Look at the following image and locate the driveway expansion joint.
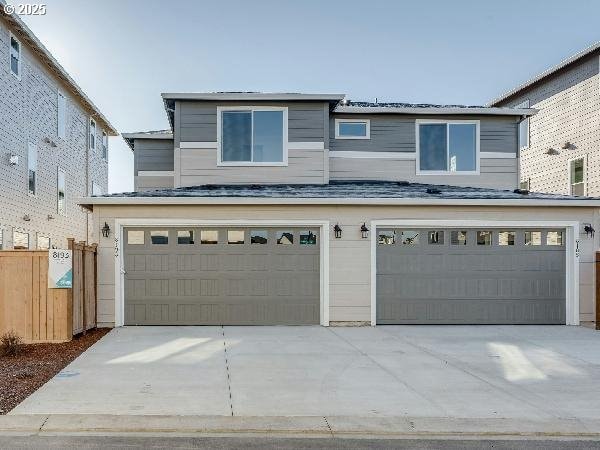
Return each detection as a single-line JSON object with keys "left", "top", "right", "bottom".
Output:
{"left": 221, "top": 326, "right": 234, "bottom": 417}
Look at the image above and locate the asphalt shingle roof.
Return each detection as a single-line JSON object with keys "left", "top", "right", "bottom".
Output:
{"left": 95, "top": 181, "right": 595, "bottom": 201}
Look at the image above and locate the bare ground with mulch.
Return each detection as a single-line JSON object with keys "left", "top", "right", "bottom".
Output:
{"left": 0, "top": 328, "right": 110, "bottom": 414}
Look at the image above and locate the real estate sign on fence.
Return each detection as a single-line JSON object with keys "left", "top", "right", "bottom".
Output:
{"left": 48, "top": 249, "right": 73, "bottom": 288}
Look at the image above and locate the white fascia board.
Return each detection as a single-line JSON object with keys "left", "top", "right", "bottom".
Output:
{"left": 161, "top": 92, "right": 345, "bottom": 102}
{"left": 334, "top": 106, "right": 538, "bottom": 116}
{"left": 79, "top": 196, "right": 600, "bottom": 208}
{"left": 122, "top": 132, "right": 173, "bottom": 140}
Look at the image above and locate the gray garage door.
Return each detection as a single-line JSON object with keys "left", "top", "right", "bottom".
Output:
{"left": 376, "top": 228, "right": 566, "bottom": 324}
{"left": 124, "top": 227, "right": 320, "bottom": 325}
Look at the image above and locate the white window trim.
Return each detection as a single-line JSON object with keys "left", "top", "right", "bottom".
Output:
{"left": 568, "top": 155, "right": 587, "bottom": 196}
{"left": 334, "top": 118, "right": 371, "bottom": 140}
{"left": 27, "top": 142, "right": 37, "bottom": 197}
{"left": 9, "top": 32, "right": 22, "bottom": 80}
{"left": 415, "top": 119, "right": 480, "bottom": 176}
{"left": 57, "top": 91, "right": 66, "bottom": 139}
{"left": 89, "top": 117, "right": 96, "bottom": 151}
{"left": 92, "top": 181, "right": 103, "bottom": 196}
{"left": 13, "top": 229, "right": 30, "bottom": 250}
{"left": 57, "top": 167, "right": 66, "bottom": 216}
{"left": 101, "top": 130, "right": 108, "bottom": 161}
{"left": 37, "top": 234, "right": 51, "bottom": 250}
{"left": 216, "top": 106, "right": 288, "bottom": 167}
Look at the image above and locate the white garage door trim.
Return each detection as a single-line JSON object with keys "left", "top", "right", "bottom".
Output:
{"left": 113, "top": 219, "right": 330, "bottom": 327}
{"left": 370, "top": 219, "right": 580, "bottom": 326}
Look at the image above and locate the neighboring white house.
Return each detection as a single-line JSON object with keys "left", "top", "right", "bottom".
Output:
{"left": 0, "top": 7, "right": 117, "bottom": 250}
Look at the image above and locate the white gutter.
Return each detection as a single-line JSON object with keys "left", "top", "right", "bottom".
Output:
{"left": 161, "top": 92, "right": 345, "bottom": 102}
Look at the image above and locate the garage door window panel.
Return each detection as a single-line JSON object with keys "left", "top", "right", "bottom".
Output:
{"left": 277, "top": 231, "right": 294, "bottom": 245}
{"left": 451, "top": 230, "right": 467, "bottom": 245}
{"left": 378, "top": 230, "right": 396, "bottom": 245}
{"left": 547, "top": 231, "right": 564, "bottom": 246}
{"left": 150, "top": 231, "right": 169, "bottom": 244}
{"left": 228, "top": 230, "right": 245, "bottom": 244}
{"left": 300, "top": 230, "right": 317, "bottom": 245}
{"left": 401, "top": 231, "right": 419, "bottom": 245}
{"left": 250, "top": 230, "right": 268, "bottom": 244}
{"left": 177, "top": 230, "right": 194, "bottom": 244}
{"left": 127, "top": 230, "right": 145, "bottom": 245}
{"left": 201, "top": 230, "right": 219, "bottom": 244}
{"left": 428, "top": 231, "right": 444, "bottom": 245}
{"left": 476, "top": 231, "right": 492, "bottom": 246}
{"left": 498, "top": 231, "right": 516, "bottom": 246}
{"left": 525, "top": 231, "right": 542, "bottom": 246}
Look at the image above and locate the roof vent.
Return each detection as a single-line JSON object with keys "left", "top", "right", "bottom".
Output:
{"left": 513, "top": 188, "right": 529, "bottom": 195}
{"left": 545, "top": 147, "right": 559, "bottom": 155}
{"left": 426, "top": 188, "right": 441, "bottom": 195}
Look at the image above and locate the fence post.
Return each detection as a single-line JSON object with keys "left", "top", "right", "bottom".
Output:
{"left": 91, "top": 243, "right": 98, "bottom": 329}
{"left": 67, "top": 238, "right": 75, "bottom": 338}
{"left": 79, "top": 241, "right": 87, "bottom": 335}
{"left": 596, "top": 252, "right": 600, "bottom": 330}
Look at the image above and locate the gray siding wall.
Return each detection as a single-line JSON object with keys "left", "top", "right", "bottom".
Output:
{"left": 133, "top": 138, "right": 174, "bottom": 175}
{"left": 495, "top": 54, "right": 600, "bottom": 196}
{"left": 329, "top": 115, "right": 518, "bottom": 154}
{"left": 0, "top": 17, "right": 108, "bottom": 249}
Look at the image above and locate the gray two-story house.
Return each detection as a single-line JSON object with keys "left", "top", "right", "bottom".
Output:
{"left": 0, "top": 6, "right": 116, "bottom": 250}
{"left": 489, "top": 42, "right": 600, "bottom": 197}
{"left": 84, "top": 92, "right": 600, "bottom": 328}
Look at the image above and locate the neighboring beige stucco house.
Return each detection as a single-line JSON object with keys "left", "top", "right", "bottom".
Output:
{"left": 489, "top": 42, "right": 600, "bottom": 197}
{"left": 0, "top": 7, "right": 117, "bottom": 250}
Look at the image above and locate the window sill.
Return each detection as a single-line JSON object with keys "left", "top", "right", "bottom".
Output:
{"left": 334, "top": 136, "right": 370, "bottom": 140}
{"left": 217, "top": 161, "right": 289, "bottom": 167}
{"left": 416, "top": 170, "right": 480, "bottom": 176}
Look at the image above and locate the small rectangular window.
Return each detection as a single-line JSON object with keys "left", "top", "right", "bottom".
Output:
{"left": 401, "top": 230, "right": 419, "bottom": 245}
{"left": 524, "top": 231, "right": 542, "bottom": 246}
{"left": 57, "top": 169, "right": 66, "bottom": 215}
{"left": 27, "top": 143, "right": 37, "bottom": 195}
{"left": 127, "top": 230, "right": 144, "bottom": 245}
{"left": 570, "top": 158, "right": 585, "bottom": 196}
{"left": 519, "top": 179, "right": 530, "bottom": 191}
{"left": 101, "top": 131, "right": 108, "bottom": 160}
{"left": 451, "top": 230, "right": 467, "bottom": 245}
{"left": 37, "top": 235, "right": 50, "bottom": 250}
{"left": 498, "top": 231, "right": 516, "bottom": 246}
{"left": 13, "top": 230, "right": 29, "bottom": 249}
{"left": 92, "top": 182, "right": 102, "bottom": 196}
{"left": 10, "top": 34, "right": 21, "bottom": 78}
{"left": 428, "top": 231, "right": 444, "bottom": 245}
{"left": 476, "top": 231, "right": 492, "bottom": 246}
{"left": 177, "top": 230, "right": 194, "bottom": 244}
{"left": 300, "top": 230, "right": 317, "bottom": 245}
{"left": 378, "top": 230, "right": 396, "bottom": 245}
{"left": 277, "top": 231, "right": 294, "bottom": 245}
{"left": 250, "top": 230, "right": 268, "bottom": 244}
{"left": 89, "top": 118, "right": 96, "bottom": 150}
{"left": 201, "top": 230, "right": 218, "bottom": 244}
{"left": 547, "top": 231, "right": 564, "bottom": 246}
{"left": 57, "top": 92, "right": 66, "bottom": 139}
{"left": 0, "top": 229, "right": 3, "bottom": 249}
{"left": 228, "top": 230, "right": 244, "bottom": 244}
{"left": 150, "top": 230, "right": 168, "bottom": 244}
{"left": 516, "top": 100, "right": 530, "bottom": 149}
{"left": 335, "top": 119, "right": 370, "bottom": 139}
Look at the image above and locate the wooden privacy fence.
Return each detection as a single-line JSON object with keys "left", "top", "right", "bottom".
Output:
{"left": 0, "top": 240, "right": 97, "bottom": 343}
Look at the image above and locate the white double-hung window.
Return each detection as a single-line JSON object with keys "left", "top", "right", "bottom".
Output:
{"left": 27, "top": 143, "right": 37, "bottom": 195}
{"left": 416, "top": 120, "right": 479, "bottom": 174}
{"left": 217, "top": 107, "right": 287, "bottom": 165}
{"left": 57, "top": 92, "right": 67, "bottom": 139}
{"left": 9, "top": 33, "right": 21, "bottom": 79}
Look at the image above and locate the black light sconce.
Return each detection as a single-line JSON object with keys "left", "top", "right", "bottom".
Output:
{"left": 360, "top": 222, "right": 369, "bottom": 239}
{"left": 101, "top": 222, "right": 111, "bottom": 238}
{"left": 584, "top": 223, "right": 595, "bottom": 238}
{"left": 333, "top": 224, "right": 342, "bottom": 239}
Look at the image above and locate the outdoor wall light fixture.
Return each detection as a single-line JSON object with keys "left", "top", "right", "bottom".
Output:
{"left": 333, "top": 224, "right": 342, "bottom": 239}
{"left": 101, "top": 222, "right": 111, "bottom": 238}
{"left": 584, "top": 223, "right": 595, "bottom": 238}
{"left": 360, "top": 222, "right": 369, "bottom": 239}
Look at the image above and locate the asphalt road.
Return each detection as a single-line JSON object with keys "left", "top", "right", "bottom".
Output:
{"left": 2, "top": 436, "right": 600, "bottom": 450}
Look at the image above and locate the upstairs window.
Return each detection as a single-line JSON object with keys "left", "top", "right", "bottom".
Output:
{"left": 57, "top": 169, "right": 66, "bottom": 215}
{"left": 101, "top": 131, "right": 108, "bottom": 160}
{"left": 569, "top": 158, "right": 585, "bottom": 196}
{"left": 218, "top": 107, "right": 287, "bottom": 165}
{"left": 516, "top": 100, "right": 530, "bottom": 149}
{"left": 27, "top": 143, "right": 37, "bottom": 195}
{"left": 92, "top": 182, "right": 102, "bottom": 196}
{"left": 13, "top": 230, "right": 29, "bottom": 249}
{"left": 10, "top": 34, "right": 21, "bottom": 79}
{"left": 335, "top": 119, "right": 370, "bottom": 139}
{"left": 417, "top": 121, "right": 479, "bottom": 174}
{"left": 89, "top": 118, "right": 96, "bottom": 151}
{"left": 57, "top": 92, "right": 66, "bottom": 139}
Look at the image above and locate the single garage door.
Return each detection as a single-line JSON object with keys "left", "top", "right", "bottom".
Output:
{"left": 123, "top": 227, "right": 320, "bottom": 325}
{"left": 376, "top": 228, "right": 566, "bottom": 324}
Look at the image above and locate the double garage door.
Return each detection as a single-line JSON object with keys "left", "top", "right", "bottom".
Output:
{"left": 124, "top": 227, "right": 320, "bottom": 325}
{"left": 377, "top": 228, "right": 567, "bottom": 324}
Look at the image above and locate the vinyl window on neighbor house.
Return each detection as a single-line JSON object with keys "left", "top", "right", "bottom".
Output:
{"left": 517, "top": 100, "right": 530, "bottom": 149}
{"left": 9, "top": 34, "right": 21, "bottom": 78}
{"left": 101, "top": 131, "right": 108, "bottom": 160}
{"left": 0, "top": 229, "right": 3, "bottom": 249}
{"left": 27, "top": 143, "right": 37, "bottom": 195}
{"left": 13, "top": 230, "right": 29, "bottom": 249}
{"left": 89, "top": 118, "right": 96, "bottom": 151}
{"left": 335, "top": 119, "right": 370, "bottom": 139}
{"left": 569, "top": 158, "right": 585, "bottom": 196}
{"left": 37, "top": 235, "right": 50, "bottom": 250}
{"left": 57, "top": 92, "right": 66, "bottom": 139}
{"left": 57, "top": 169, "right": 66, "bottom": 215}
{"left": 92, "top": 182, "right": 102, "bottom": 196}
{"left": 417, "top": 121, "right": 479, "bottom": 174}
{"left": 218, "top": 107, "right": 287, "bottom": 165}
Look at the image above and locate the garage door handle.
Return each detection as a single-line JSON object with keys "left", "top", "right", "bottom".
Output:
{"left": 120, "top": 268, "right": 127, "bottom": 275}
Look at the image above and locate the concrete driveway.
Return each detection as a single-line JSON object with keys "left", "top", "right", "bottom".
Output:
{"left": 11, "top": 325, "right": 600, "bottom": 419}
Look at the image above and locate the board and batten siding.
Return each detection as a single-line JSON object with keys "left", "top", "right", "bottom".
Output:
{"left": 92, "top": 203, "right": 598, "bottom": 327}
{"left": 494, "top": 53, "right": 600, "bottom": 196}
{"left": 133, "top": 138, "right": 174, "bottom": 191}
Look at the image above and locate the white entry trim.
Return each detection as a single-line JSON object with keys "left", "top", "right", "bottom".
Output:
{"left": 369, "top": 219, "right": 580, "bottom": 326}
{"left": 137, "top": 171, "right": 175, "bottom": 177}
{"left": 113, "top": 219, "right": 330, "bottom": 327}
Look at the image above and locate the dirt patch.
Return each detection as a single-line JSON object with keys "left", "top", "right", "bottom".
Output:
{"left": 0, "top": 328, "right": 110, "bottom": 414}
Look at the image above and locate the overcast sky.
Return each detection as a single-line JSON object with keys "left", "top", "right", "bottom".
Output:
{"left": 19, "top": 0, "right": 600, "bottom": 193}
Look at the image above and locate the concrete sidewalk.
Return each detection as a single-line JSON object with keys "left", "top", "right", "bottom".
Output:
{"left": 2, "top": 414, "right": 600, "bottom": 439}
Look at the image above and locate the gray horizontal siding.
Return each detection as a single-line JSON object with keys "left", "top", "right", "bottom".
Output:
{"left": 134, "top": 138, "right": 174, "bottom": 175}
{"left": 178, "top": 101, "right": 326, "bottom": 143}
{"left": 134, "top": 175, "right": 174, "bottom": 192}
{"left": 329, "top": 115, "right": 518, "bottom": 154}
{"left": 330, "top": 157, "right": 518, "bottom": 190}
